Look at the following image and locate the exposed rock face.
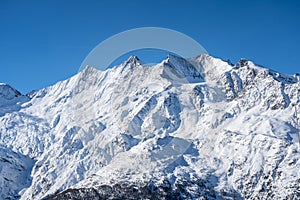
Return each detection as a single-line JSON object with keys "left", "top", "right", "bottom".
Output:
{"left": 47, "top": 179, "right": 243, "bottom": 200}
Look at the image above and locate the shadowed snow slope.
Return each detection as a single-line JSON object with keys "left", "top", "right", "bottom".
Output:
{"left": 0, "top": 54, "right": 300, "bottom": 199}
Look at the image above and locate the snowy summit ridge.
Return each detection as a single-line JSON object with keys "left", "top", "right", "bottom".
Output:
{"left": 0, "top": 53, "right": 299, "bottom": 199}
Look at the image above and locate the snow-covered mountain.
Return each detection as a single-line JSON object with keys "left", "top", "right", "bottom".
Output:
{"left": 0, "top": 53, "right": 299, "bottom": 199}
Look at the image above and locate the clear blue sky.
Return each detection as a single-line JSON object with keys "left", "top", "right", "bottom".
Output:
{"left": 0, "top": 0, "right": 299, "bottom": 94}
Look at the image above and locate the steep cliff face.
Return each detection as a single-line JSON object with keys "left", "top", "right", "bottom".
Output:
{"left": 0, "top": 54, "right": 299, "bottom": 199}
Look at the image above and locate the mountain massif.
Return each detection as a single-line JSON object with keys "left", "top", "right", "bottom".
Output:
{"left": 0, "top": 54, "right": 299, "bottom": 199}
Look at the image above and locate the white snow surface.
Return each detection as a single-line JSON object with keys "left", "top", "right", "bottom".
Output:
{"left": 0, "top": 54, "right": 299, "bottom": 199}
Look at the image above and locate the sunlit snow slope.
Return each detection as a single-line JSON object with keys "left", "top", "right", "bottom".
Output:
{"left": 0, "top": 54, "right": 299, "bottom": 199}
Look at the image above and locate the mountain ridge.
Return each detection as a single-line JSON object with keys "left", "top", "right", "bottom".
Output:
{"left": 2, "top": 53, "right": 298, "bottom": 97}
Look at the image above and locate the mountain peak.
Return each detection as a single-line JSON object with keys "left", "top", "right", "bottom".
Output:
{"left": 162, "top": 54, "right": 204, "bottom": 83}
{"left": 118, "top": 55, "right": 142, "bottom": 73}
{"left": 166, "top": 53, "right": 183, "bottom": 61}
{"left": 77, "top": 65, "right": 102, "bottom": 79}
{"left": 0, "top": 83, "right": 26, "bottom": 108}
{"left": 0, "top": 83, "right": 22, "bottom": 99}
{"left": 124, "top": 55, "right": 141, "bottom": 66}
{"left": 81, "top": 65, "right": 100, "bottom": 73}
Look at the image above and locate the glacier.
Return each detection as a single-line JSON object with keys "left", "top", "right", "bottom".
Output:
{"left": 0, "top": 53, "right": 299, "bottom": 199}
